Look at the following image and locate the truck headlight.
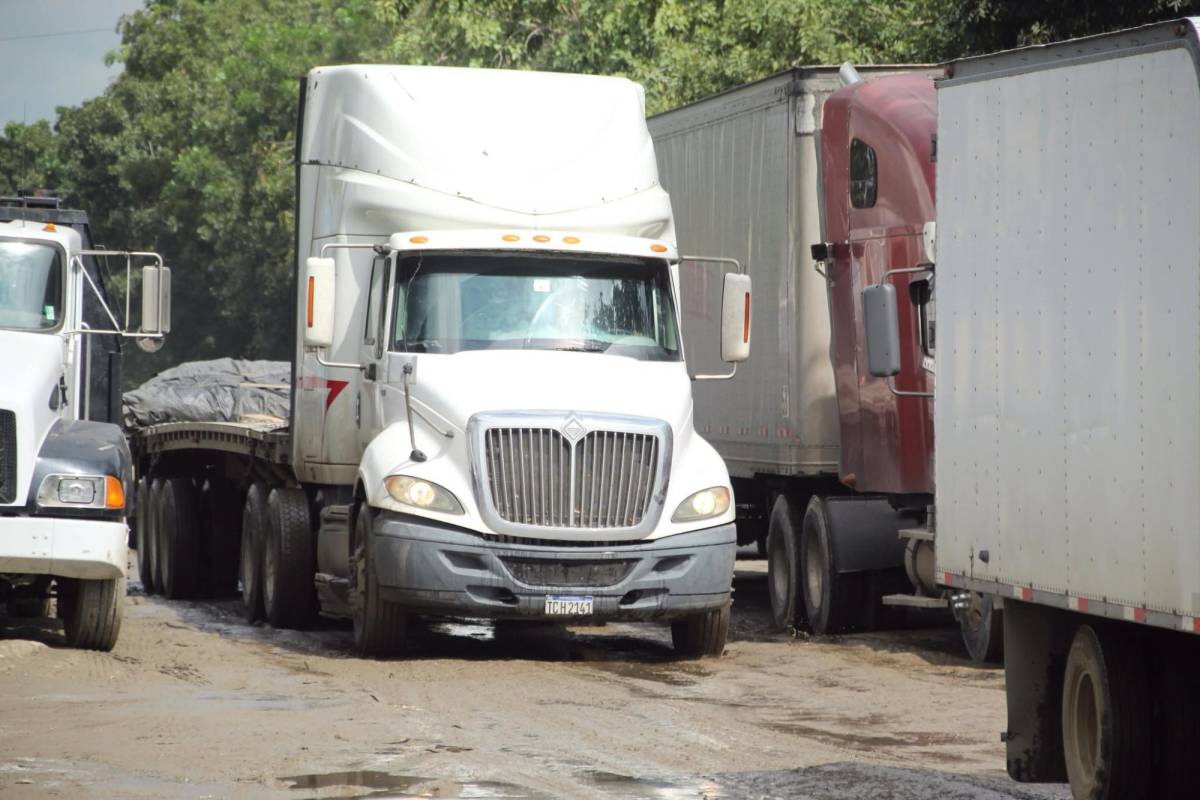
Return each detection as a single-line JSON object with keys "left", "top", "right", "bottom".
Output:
{"left": 672, "top": 486, "right": 731, "bottom": 522}
{"left": 384, "top": 475, "right": 463, "bottom": 514}
{"left": 36, "top": 474, "right": 125, "bottom": 509}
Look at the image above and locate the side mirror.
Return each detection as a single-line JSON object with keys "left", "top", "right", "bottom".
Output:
{"left": 720, "top": 272, "right": 751, "bottom": 363}
{"left": 304, "top": 257, "right": 336, "bottom": 348}
{"left": 140, "top": 265, "right": 172, "bottom": 335}
{"left": 862, "top": 283, "right": 900, "bottom": 377}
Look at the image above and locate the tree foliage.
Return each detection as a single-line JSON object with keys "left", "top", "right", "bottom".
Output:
{"left": 2, "top": 0, "right": 1197, "bottom": 385}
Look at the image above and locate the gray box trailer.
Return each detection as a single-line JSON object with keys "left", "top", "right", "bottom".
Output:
{"left": 649, "top": 66, "right": 939, "bottom": 634}
{"left": 933, "top": 18, "right": 1200, "bottom": 796}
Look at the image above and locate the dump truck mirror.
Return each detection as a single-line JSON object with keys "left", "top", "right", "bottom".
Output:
{"left": 721, "top": 272, "right": 751, "bottom": 362}
{"left": 863, "top": 283, "right": 901, "bottom": 377}
{"left": 140, "top": 265, "right": 172, "bottom": 336}
{"left": 304, "top": 257, "right": 336, "bottom": 348}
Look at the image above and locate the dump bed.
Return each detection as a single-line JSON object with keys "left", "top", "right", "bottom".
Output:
{"left": 648, "top": 66, "right": 934, "bottom": 479}
{"left": 935, "top": 19, "right": 1200, "bottom": 632}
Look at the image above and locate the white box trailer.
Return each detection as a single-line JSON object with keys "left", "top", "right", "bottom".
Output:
{"left": 933, "top": 18, "right": 1200, "bottom": 797}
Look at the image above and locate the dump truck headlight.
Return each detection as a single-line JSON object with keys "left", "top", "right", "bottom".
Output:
{"left": 384, "top": 475, "right": 463, "bottom": 514}
{"left": 37, "top": 474, "right": 124, "bottom": 509}
{"left": 672, "top": 486, "right": 731, "bottom": 522}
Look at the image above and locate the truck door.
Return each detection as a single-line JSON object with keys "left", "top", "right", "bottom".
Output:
{"left": 357, "top": 253, "right": 391, "bottom": 450}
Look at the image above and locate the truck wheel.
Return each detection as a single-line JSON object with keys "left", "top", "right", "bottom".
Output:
{"left": 240, "top": 483, "right": 268, "bottom": 623}
{"left": 135, "top": 478, "right": 156, "bottom": 594}
{"left": 671, "top": 602, "right": 730, "bottom": 658}
{"left": 1061, "top": 625, "right": 1152, "bottom": 800}
{"left": 352, "top": 504, "right": 406, "bottom": 657}
{"left": 148, "top": 478, "right": 165, "bottom": 594}
{"left": 800, "top": 495, "right": 864, "bottom": 635}
{"left": 263, "top": 487, "right": 315, "bottom": 629}
{"left": 957, "top": 590, "right": 1004, "bottom": 664}
{"left": 202, "top": 478, "right": 241, "bottom": 595}
{"left": 766, "top": 494, "right": 803, "bottom": 630}
{"left": 159, "top": 478, "right": 200, "bottom": 599}
{"left": 58, "top": 576, "right": 124, "bottom": 651}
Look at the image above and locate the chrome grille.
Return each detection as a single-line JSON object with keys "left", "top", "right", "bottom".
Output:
{"left": 483, "top": 427, "right": 659, "bottom": 529}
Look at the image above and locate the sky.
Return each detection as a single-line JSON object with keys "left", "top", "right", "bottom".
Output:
{"left": 0, "top": 0, "right": 146, "bottom": 128}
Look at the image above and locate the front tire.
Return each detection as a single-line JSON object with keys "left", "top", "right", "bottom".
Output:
{"left": 766, "top": 494, "right": 802, "bottom": 631}
{"left": 671, "top": 602, "right": 730, "bottom": 658}
{"left": 352, "top": 504, "right": 406, "bottom": 657}
{"left": 58, "top": 577, "right": 124, "bottom": 651}
{"left": 1061, "top": 625, "right": 1151, "bottom": 800}
{"left": 262, "top": 487, "right": 315, "bottom": 629}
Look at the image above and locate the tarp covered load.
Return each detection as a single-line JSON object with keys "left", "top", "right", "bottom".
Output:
{"left": 123, "top": 358, "right": 290, "bottom": 429}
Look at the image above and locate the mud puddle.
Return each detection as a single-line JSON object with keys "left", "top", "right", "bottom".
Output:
{"left": 280, "top": 770, "right": 540, "bottom": 798}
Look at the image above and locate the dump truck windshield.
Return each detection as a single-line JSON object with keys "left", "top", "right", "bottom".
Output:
{"left": 0, "top": 241, "right": 63, "bottom": 332}
{"left": 390, "top": 252, "right": 681, "bottom": 361}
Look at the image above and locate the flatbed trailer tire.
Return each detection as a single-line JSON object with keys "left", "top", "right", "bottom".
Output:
{"left": 159, "top": 478, "right": 200, "bottom": 599}
{"left": 135, "top": 478, "right": 155, "bottom": 594}
{"left": 240, "top": 483, "right": 268, "bottom": 623}
{"left": 148, "top": 479, "right": 164, "bottom": 594}
{"left": 263, "top": 487, "right": 316, "bottom": 629}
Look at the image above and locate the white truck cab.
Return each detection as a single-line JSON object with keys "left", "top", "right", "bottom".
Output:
{"left": 0, "top": 198, "right": 168, "bottom": 650}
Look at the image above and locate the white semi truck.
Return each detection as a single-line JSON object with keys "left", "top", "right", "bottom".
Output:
{"left": 0, "top": 195, "right": 169, "bottom": 650}
{"left": 130, "top": 66, "right": 752, "bottom": 657}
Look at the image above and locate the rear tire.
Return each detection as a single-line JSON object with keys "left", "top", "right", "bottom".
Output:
{"left": 58, "top": 577, "right": 124, "bottom": 651}
{"left": 957, "top": 590, "right": 1004, "bottom": 664}
{"left": 135, "top": 478, "right": 156, "bottom": 594}
{"left": 1061, "top": 625, "right": 1152, "bottom": 800}
{"left": 766, "top": 494, "right": 802, "bottom": 631}
{"left": 800, "top": 495, "right": 864, "bottom": 635}
{"left": 262, "top": 487, "right": 315, "bottom": 629}
{"left": 201, "top": 478, "right": 241, "bottom": 594}
{"left": 159, "top": 478, "right": 200, "bottom": 599}
{"left": 240, "top": 483, "right": 268, "bottom": 623}
{"left": 352, "top": 504, "right": 406, "bottom": 657}
{"left": 671, "top": 602, "right": 730, "bottom": 658}
{"left": 148, "top": 478, "right": 164, "bottom": 594}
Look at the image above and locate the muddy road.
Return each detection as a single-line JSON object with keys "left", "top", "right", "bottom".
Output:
{"left": 0, "top": 554, "right": 1068, "bottom": 799}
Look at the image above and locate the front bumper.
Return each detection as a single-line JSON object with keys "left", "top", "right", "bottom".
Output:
{"left": 0, "top": 516, "right": 127, "bottom": 580}
{"left": 372, "top": 512, "right": 736, "bottom": 621}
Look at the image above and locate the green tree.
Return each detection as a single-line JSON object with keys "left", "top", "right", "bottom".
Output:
{"left": 0, "top": 120, "right": 68, "bottom": 197}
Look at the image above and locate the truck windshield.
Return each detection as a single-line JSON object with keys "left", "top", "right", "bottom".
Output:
{"left": 390, "top": 252, "right": 681, "bottom": 361}
{"left": 0, "top": 241, "right": 63, "bottom": 332}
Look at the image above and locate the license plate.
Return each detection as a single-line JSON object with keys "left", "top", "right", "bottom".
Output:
{"left": 544, "top": 595, "right": 594, "bottom": 616}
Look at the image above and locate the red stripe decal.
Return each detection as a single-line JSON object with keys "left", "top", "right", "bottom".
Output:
{"left": 1020, "top": 587, "right": 1033, "bottom": 601}
{"left": 941, "top": 572, "right": 953, "bottom": 587}
{"left": 324, "top": 379, "right": 349, "bottom": 411}
{"left": 1134, "top": 607, "right": 1146, "bottom": 623}
{"left": 1193, "top": 618, "right": 1200, "bottom": 633}
{"left": 1077, "top": 597, "right": 1088, "bottom": 612}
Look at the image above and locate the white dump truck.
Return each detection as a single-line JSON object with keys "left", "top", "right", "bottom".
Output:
{"left": 0, "top": 195, "right": 169, "bottom": 650}
{"left": 130, "top": 66, "right": 752, "bottom": 657}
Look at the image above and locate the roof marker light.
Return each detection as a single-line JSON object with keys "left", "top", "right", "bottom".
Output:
{"left": 43, "top": 223, "right": 56, "bottom": 232}
{"left": 650, "top": 243, "right": 667, "bottom": 253}
{"left": 502, "top": 234, "right": 520, "bottom": 242}
{"left": 409, "top": 235, "right": 428, "bottom": 244}
{"left": 533, "top": 235, "right": 550, "bottom": 243}
{"left": 562, "top": 236, "right": 580, "bottom": 244}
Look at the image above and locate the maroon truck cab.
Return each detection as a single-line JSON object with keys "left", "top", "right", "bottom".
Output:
{"left": 819, "top": 74, "right": 937, "bottom": 500}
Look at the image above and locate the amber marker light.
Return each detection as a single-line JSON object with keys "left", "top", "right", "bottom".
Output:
{"left": 562, "top": 236, "right": 580, "bottom": 244}
{"left": 104, "top": 476, "right": 125, "bottom": 509}
{"left": 533, "top": 235, "right": 550, "bottom": 243}
{"left": 409, "top": 235, "right": 428, "bottom": 244}
{"left": 43, "top": 223, "right": 57, "bottom": 232}
{"left": 650, "top": 243, "right": 668, "bottom": 253}
{"left": 306, "top": 277, "right": 315, "bottom": 327}
{"left": 502, "top": 234, "right": 520, "bottom": 242}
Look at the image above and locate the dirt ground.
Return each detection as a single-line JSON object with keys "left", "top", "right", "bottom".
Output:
{"left": 0, "top": 552, "right": 1070, "bottom": 799}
